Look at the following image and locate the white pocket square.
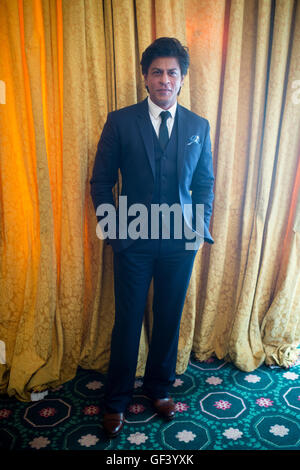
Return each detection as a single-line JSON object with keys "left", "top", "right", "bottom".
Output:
{"left": 187, "top": 135, "right": 200, "bottom": 145}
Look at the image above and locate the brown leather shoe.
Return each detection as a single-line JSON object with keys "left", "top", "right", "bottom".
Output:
{"left": 103, "top": 412, "right": 125, "bottom": 438}
{"left": 153, "top": 397, "right": 176, "bottom": 421}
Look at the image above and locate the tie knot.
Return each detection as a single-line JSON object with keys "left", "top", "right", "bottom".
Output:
{"left": 160, "top": 111, "right": 171, "bottom": 123}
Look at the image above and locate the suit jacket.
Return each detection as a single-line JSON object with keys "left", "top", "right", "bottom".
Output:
{"left": 90, "top": 98, "right": 215, "bottom": 252}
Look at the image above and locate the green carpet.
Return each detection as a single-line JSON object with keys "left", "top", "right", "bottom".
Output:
{"left": 1, "top": 353, "right": 299, "bottom": 452}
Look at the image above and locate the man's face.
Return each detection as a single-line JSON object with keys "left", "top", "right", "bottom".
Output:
{"left": 144, "top": 57, "right": 184, "bottom": 110}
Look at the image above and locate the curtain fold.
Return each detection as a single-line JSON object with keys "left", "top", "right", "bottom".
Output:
{"left": 227, "top": 0, "right": 300, "bottom": 370}
{"left": 0, "top": 0, "right": 299, "bottom": 401}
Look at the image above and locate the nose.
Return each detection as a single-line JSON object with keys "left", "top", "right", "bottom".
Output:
{"left": 160, "top": 71, "right": 170, "bottom": 85}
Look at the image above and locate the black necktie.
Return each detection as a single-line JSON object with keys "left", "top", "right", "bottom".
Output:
{"left": 159, "top": 111, "right": 171, "bottom": 150}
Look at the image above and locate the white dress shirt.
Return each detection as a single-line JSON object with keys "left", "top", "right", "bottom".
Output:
{"left": 147, "top": 97, "right": 177, "bottom": 138}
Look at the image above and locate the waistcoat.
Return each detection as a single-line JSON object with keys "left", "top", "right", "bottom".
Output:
{"left": 149, "top": 112, "right": 184, "bottom": 239}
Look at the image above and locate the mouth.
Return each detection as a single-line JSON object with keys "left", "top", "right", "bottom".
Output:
{"left": 157, "top": 89, "right": 172, "bottom": 93}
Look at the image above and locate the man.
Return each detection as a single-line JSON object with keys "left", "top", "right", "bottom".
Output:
{"left": 90, "top": 37, "right": 214, "bottom": 438}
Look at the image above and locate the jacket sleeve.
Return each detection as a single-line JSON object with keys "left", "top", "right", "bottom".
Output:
{"left": 90, "top": 113, "right": 120, "bottom": 218}
{"left": 190, "top": 120, "right": 215, "bottom": 230}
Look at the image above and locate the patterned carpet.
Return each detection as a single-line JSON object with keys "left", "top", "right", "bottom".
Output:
{"left": 1, "top": 354, "right": 299, "bottom": 452}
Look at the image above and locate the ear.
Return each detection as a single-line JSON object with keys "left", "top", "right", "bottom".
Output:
{"left": 143, "top": 74, "right": 149, "bottom": 93}
{"left": 177, "top": 76, "right": 184, "bottom": 95}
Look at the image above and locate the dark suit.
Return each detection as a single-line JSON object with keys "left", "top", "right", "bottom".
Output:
{"left": 90, "top": 98, "right": 214, "bottom": 412}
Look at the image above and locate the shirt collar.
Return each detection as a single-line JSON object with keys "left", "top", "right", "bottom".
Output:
{"left": 148, "top": 96, "right": 177, "bottom": 120}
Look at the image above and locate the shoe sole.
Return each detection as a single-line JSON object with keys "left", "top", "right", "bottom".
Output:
{"left": 105, "top": 428, "right": 123, "bottom": 439}
{"left": 155, "top": 410, "right": 176, "bottom": 421}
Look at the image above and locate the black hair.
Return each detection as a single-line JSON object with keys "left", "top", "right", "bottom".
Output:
{"left": 140, "top": 37, "right": 190, "bottom": 76}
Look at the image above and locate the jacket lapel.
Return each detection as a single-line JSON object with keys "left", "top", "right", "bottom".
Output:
{"left": 136, "top": 99, "right": 155, "bottom": 180}
{"left": 177, "top": 104, "right": 188, "bottom": 181}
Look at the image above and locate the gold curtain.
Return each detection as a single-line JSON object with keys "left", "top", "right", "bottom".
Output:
{"left": 0, "top": 0, "right": 299, "bottom": 401}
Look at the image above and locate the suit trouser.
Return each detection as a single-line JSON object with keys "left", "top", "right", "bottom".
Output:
{"left": 105, "top": 239, "right": 196, "bottom": 412}
{"left": 104, "top": 237, "right": 198, "bottom": 413}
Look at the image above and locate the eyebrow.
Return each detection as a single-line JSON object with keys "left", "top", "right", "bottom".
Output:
{"left": 151, "top": 67, "right": 179, "bottom": 73}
